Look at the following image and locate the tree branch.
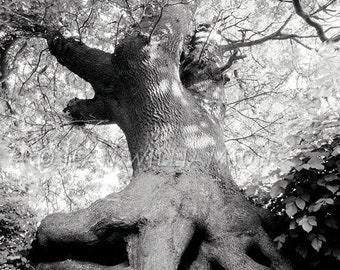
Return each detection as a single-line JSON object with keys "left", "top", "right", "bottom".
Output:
{"left": 18, "top": 47, "right": 49, "bottom": 95}
{"left": 310, "top": 0, "right": 337, "bottom": 16}
{"left": 148, "top": 4, "right": 165, "bottom": 43}
{"left": 46, "top": 32, "right": 116, "bottom": 87}
{"left": 292, "top": 0, "right": 328, "bottom": 42}
{"left": 220, "top": 15, "right": 293, "bottom": 51}
{"left": 62, "top": 97, "right": 117, "bottom": 125}
{"left": 218, "top": 50, "right": 247, "bottom": 73}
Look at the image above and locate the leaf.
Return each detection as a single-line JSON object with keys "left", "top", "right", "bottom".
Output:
{"left": 284, "top": 196, "right": 297, "bottom": 203}
{"left": 325, "top": 216, "right": 339, "bottom": 229}
{"left": 296, "top": 245, "right": 309, "bottom": 259}
{"left": 297, "top": 215, "right": 317, "bottom": 232}
{"left": 0, "top": 144, "right": 11, "bottom": 168}
{"left": 270, "top": 185, "right": 283, "bottom": 198}
{"left": 324, "top": 175, "right": 338, "bottom": 182}
{"left": 317, "top": 179, "right": 326, "bottom": 187}
{"left": 325, "top": 248, "right": 332, "bottom": 256}
{"left": 295, "top": 197, "right": 306, "bottom": 210}
{"left": 280, "top": 160, "right": 296, "bottom": 174}
{"left": 286, "top": 202, "right": 298, "bottom": 217}
{"left": 307, "top": 233, "right": 316, "bottom": 241}
{"left": 308, "top": 203, "right": 322, "bottom": 212}
{"left": 279, "top": 180, "right": 289, "bottom": 188}
{"left": 311, "top": 238, "right": 323, "bottom": 252}
{"left": 333, "top": 249, "right": 340, "bottom": 261}
{"left": 285, "top": 174, "right": 295, "bottom": 181}
{"left": 289, "top": 221, "right": 297, "bottom": 230}
{"left": 316, "top": 198, "right": 334, "bottom": 205}
{"left": 304, "top": 151, "right": 326, "bottom": 158}
{"left": 307, "top": 157, "right": 325, "bottom": 170}
{"left": 317, "top": 234, "right": 326, "bottom": 242}
{"left": 301, "top": 193, "right": 311, "bottom": 202}
{"left": 273, "top": 234, "right": 287, "bottom": 249}
{"left": 302, "top": 222, "right": 313, "bottom": 233}
{"left": 308, "top": 216, "right": 317, "bottom": 226}
{"left": 300, "top": 164, "right": 311, "bottom": 170}
{"left": 291, "top": 157, "right": 303, "bottom": 167}
{"left": 285, "top": 135, "right": 301, "bottom": 146}
{"left": 270, "top": 180, "right": 288, "bottom": 198}
{"left": 7, "top": 255, "right": 21, "bottom": 261}
{"left": 326, "top": 184, "right": 339, "bottom": 193}
{"left": 268, "top": 168, "right": 281, "bottom": 177}
{"left": 309, "top": 198, "right": 333, "bottom": 212}
{"left": 331, "top": 146, "right": 340, "bottom": 156}
{"left": 245, "top": 187, "right": 258, "bottom": 198}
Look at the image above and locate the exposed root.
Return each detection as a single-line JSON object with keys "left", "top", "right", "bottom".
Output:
{"left": 31, "top": 173, "right": 294, "bottom": 270}
{"left": 36, "top": 196, "right": 141, "bottom": 248}
{"left": 36, "top": 260, "right": 131, "bottom": 270}
{"left": 128, "top": 218, "right": 194, "bottom": 269}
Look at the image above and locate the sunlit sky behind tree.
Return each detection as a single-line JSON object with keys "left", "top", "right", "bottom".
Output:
{"left": 0, "top": 0, "right": 340, "bottom": 217}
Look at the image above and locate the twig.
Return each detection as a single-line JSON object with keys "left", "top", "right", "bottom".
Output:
{"left": 148, "top": 5, "right": 164, "bottom": 43}
{"left": 198, "top": 10, "right": 222, "bottom": 63}
{"left": 225, "top": 91, "right": 273, "bottom": 107}
{"left": 79, "top": 0, "right": 95, "bottom": 34}
{"left": 218, "top": 50, "right": 247, "bottom": 73}
{"left": 59, "top": 170, "right": 76, "bottom": 211}
{"left": 18, "top": 47, "right": 49, "bottom": 95}
{"left": 310, "top": 0, "right": 337, "bottom": 16}
{"left": 226, "top": 116, "right": 283, "bottom": 144}
{"left": 220, "top": 15, "right": 293, "bottom": 51}
{"left": 291, "top": 37, "right": 313, "bottom": 50}
{"left": 115, "top": 15, "right": 124, "bottom": 49}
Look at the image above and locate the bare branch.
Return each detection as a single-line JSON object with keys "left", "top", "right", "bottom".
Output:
{"left": 59, "top": 170, "right": 77, "bottom": 211}
{"left": 225, "top": 91, "right": 273, "bottom": 107}
{"left": 292, "top": 0, "right": 328, "bottom": 42}
{"left": 148, "top": 4, "right": 164, "bottom": 43}
{"left": 18, "top": 48, "right": 49, "bottom": 95}
{"left": 225, "top": 116, "right": 284, "bottom": 153}
{"left": 0, "top": 6, "right": 53, "bottom": 38}
{"left": 115, "top": 15, "right": 124, "bottom": 49}
{"left": 310, "top": 0, "right": 337, "bottom": 16}
{"left": 220, "top": 15, "right": 293, "bottom": 51}
{"left": 198, "top": 10, "right": 222, "bottom": 62}
{"left": 218, "top": 50, "right": 247, "bottom": 73}
{"left": 291, "top": 37, "right": 314, "bottom": 50}
{"left": 79, "top": 0, "right": 95, "bottom": 34}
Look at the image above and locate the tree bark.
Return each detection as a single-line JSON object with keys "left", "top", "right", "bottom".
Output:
{"left": 0, "top": 36, "right": 16, "bottom": 114}
{"left": 30, "top": 1, "right": 294, "bottom": 269}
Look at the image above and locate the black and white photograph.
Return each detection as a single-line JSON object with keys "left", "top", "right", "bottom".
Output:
{"left": 1, "top": 0, "right": 340, "bottom": 269}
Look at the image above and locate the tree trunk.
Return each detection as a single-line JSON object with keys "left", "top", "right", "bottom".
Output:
{"left": 0, "top": 36, "right": 17, "bottom": 114}
{"left": 30, "top": 1, "right": 293, "bottom": 269}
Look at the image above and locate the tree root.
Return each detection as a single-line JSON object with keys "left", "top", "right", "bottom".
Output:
{"left": 36, "top": 260, "right": 131, "bottom": 270}
{"left": 31, "top": 173, "right": 294, "bottom": 270}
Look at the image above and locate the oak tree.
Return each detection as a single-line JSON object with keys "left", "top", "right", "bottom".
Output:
{"left": 2, "top": 0, "right": 339, "bottom": 269}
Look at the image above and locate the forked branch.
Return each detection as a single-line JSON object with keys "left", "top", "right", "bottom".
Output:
{"left": 220, "top": 15, "right": 293, "bottom": 51}
{"left": 292, "top": 0, "right": 340, "bottom": 42}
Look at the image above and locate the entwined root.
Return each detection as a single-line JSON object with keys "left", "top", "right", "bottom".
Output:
{"left": 32, "top": 174, "right": 293, "bottom": 270}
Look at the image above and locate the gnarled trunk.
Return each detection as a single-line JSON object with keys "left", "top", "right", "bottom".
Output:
{"left": 30, "top": 1, "right": 293, "bottom": 269}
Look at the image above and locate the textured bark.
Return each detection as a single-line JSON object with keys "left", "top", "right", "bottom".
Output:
{"left": 0, "top": 36, "right": 16, "bottom": 114}
{"left": 30, "top": 1, "right": 294, "bottom": 269}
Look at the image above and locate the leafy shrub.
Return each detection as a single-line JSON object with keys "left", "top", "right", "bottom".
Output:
{"left": 270, "top": 136, "right": 340, "bottom": 269}
{"left": 0, "top": 171, "right": 36, "bottom": 270}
